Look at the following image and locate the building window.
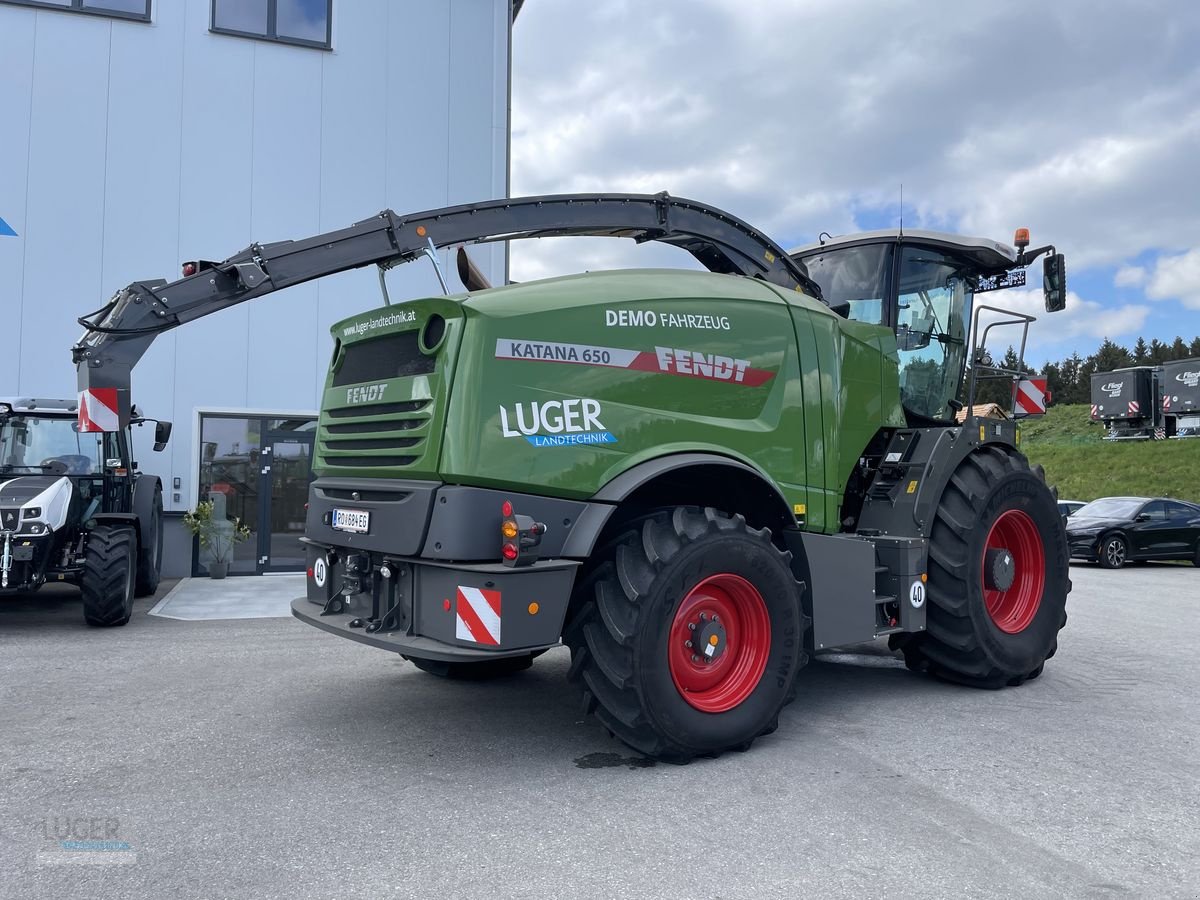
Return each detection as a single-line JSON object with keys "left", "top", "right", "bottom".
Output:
{"left": 211, "top": 0, "right": 331, "bottom": 50}
{"left": 0, "top": 0, "right": 151, "bottom": 21}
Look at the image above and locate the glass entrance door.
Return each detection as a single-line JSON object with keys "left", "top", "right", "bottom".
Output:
{"left": 257, "top": 434, "right": 313, "bottom": 572}
{"left": 196, "top": 414, "right": 314, "bottom": 575}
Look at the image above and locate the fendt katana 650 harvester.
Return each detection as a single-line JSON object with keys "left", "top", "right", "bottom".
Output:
{"left": 73, "top": 194, "right": 1070, "bottom": 760}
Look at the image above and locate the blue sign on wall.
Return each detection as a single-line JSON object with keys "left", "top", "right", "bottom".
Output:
{"left": 0, "top": 216, "right": 16, "bottom": 237}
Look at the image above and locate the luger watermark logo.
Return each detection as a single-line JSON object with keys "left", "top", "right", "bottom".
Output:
{"left": 0, "top": 215, "right": 17, "bottom": 237}
{"left": 34, "top": 815, "right": 136, "bottom": 866}
{"left": 499, "top": 398, "right": 617, "bottom": 447}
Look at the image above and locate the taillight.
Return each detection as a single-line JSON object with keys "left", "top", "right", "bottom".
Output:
{"left": 500, "top": 501, "right": 547, "bottom": 568}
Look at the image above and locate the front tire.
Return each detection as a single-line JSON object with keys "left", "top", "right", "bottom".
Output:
{"left": 1099, "top": 534, "right": 1128, "bottom": 570}
{"left": 81, "top": 525, "right": 137, "bottom": 627}
{"left": 565, "top": 507, "right": 808, "bottom": 761}
{"left": 901, "top": 447, "right": 1069, "bottom": 688}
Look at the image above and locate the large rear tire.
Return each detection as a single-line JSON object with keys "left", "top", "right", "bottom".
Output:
{"left": 565, "top": 507, "right": 807, "bottom": 761}
{"left": 81, "top": 525, "right": 137, "bottom": 628}
{"left": 135, "top": 484, "right": 163, "bottom": 598}
{"left": 901, "top": 447, "right": 1068, "bottom": 688}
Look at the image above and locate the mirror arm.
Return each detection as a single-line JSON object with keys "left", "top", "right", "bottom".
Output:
{"left": 1015, "top": 243, "right": 1055, "bottom": 267}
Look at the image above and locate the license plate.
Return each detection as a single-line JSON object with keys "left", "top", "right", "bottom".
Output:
{"left": 331, "top": 508, "right": 370, "bottom": 534}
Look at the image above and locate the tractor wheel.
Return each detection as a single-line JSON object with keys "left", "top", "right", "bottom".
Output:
{"left": 81, "top": 525, "right": 137, "bottom": 628}
{"left": 901, "top": 447, "right": 1068, "bottom": 689}
{"left": 135, "top": 484, "right": 164, "bottom": 598}
{"left": 564, "top": 507, "right": 807, "bottom": 761}
{"left": 403, "top": 653, "right": 539, "bottom": 680}
{"left": 1099, "top": 534, "right": 1128, "bottom": 570}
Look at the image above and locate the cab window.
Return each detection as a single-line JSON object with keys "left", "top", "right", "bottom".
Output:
{"left": 798, "top": 244, "right": 890, "bottom": 325}
{"left": 895, "top": 246, "right": 974, "bottom": 420}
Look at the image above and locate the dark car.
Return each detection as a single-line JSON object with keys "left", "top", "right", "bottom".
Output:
{"left": 1066, "top": 496, "right": 1200, "bottom": 569}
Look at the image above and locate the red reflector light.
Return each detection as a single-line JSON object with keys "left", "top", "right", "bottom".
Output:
{"left": 182, "top": 262, "right": 197, "bottom": 277}
{"left": 501, "top": 500, "right": 513, "bottom": 517}
{"left": 502, "top": 543, "right": 518, "bottom": 561}
{"left": 306, "top": 567, "right": 314, "bottom": 579}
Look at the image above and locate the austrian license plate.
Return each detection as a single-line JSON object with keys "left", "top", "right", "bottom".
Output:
{"left": 331, "top": 508, "right": 370, "bottom": 534}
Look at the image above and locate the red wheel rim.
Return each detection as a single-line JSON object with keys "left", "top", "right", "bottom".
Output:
{"left": 668, "top": 574, "right": 771, "bottom": 713}
{"left": 983, "top": 509, "right": 1045, "bottom": 634}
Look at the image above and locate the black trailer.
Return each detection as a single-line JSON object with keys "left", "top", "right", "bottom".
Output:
{"left": 1161, "top": 357, "right": 1200, "bottom": 438}
{"left": 1089, "top": 367, "right": 1163, "bottom": 440}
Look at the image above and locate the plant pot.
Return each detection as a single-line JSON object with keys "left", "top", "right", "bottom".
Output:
{"left": 208, "top": 561, "right": 229, "bottom": 580}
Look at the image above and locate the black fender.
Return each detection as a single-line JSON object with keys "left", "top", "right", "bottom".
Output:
{"left": 129, "top": 475, "right": 163, "bottom": 554}
{"left": 560, "top": 452, "right": 795, "bottom": 557}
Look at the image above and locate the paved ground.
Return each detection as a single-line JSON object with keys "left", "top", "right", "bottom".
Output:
{"left": 149, "top": 574, "right": 302, "bottom": 620}
{"left": 1, "top": 564, "right": 1197, "bottom": 899}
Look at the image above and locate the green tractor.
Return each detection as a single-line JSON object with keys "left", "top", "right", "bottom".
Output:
{"left": 74, "top": 194, "right": 1069, "bottom": 759}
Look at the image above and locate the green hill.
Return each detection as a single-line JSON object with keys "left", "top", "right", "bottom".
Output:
{"left": 1017, "top": 404, "right": 1200, "bottom": 503}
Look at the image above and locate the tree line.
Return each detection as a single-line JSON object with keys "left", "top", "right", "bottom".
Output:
{"left": 973, "top": 335, "right": 1200, "bottom": 407}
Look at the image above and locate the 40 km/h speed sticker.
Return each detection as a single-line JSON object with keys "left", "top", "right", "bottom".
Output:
{"left": 909, "top": 580, "right": 926, "bottom": 609}
{"left": 313, "top": 557, "right": 327, "bottom": 588}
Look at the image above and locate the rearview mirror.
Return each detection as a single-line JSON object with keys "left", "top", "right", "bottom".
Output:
{"left": 1043, "top": 253, "right": 1066, "bottom": 312}
{"left": 1135, "top": 513, "right": 1150, "bottom": 523}
{"left": 153, "top": 420, "right": 173, "bottom": 452}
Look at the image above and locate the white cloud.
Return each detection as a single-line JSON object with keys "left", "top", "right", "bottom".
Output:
{"left": 975, "top": 288, "right": 1149, "bottom": 360}
{"left": 512, "top": 1, "right": 1200, "bottom": 284}
{"left": 1145, "top": 248, "right": 1200, "bottom": 309}
{"left": 1114, "top": 265, "right": 1147, "bottom": 288}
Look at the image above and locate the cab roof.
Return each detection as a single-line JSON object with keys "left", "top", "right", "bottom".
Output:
{"left": 790, "top": 228, "right": 1019, "bottom": 273}
{"left": 0, "top": 397, "right": 77, "bottom": 415}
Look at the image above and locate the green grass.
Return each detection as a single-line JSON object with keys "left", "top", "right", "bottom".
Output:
{"left": 1018, "top": 404, "right": 1200, "bottom": 503}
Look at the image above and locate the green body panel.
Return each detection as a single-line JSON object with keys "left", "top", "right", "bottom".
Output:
{"left": 317, "top": 269, "right": 904, "bottom": 535}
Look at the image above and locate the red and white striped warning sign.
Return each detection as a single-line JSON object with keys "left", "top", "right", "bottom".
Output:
{"left": 77, "top": 388, "right": 120, "bottom": 433}
{"left": 1090, "top": 404, "right": 1099, "bottom": 419}
{"left": 1163, "top": 394, "right": 1172, "bottom": 412}
{"left": 1013, "top": 378, "right": 1048, "bottom": 416}
{"left": 1128, "top": 400, "right": 1140, "bottom": 417}
{"left": 455, "top": 586, "right": 501, "bottom": 645}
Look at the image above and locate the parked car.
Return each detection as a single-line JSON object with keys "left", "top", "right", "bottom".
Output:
{"left": 1058, "top": 499, "right": 1086, "bottom": 519}
{"left": 1066, "top": 496, "right": 1200, "bottom": 568}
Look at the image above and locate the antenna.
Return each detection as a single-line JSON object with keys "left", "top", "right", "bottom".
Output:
{"left": 899, "top": 183, "right": 904, "bottom": 237}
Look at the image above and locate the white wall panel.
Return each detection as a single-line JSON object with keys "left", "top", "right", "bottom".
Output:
{"left": 0, "top": 0, "right": 510, "bottom": 514}
{"left": 0, "top": 12, "right": 36, "bottom": 391}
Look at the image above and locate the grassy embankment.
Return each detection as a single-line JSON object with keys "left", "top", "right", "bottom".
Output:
{"left": 1019, "top": 404, "right": 1200, "bottom": 503}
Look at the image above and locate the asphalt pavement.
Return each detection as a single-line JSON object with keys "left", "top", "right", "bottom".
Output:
{"left": 2, "top": 564, "right": 1198, "bottom": 899}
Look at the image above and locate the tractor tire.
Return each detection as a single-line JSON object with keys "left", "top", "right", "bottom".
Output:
{"left": 901, "top": 446, "right": 1068, "bottom": 689}
{"left": 403, "top": 653, "right": 539, "bottom": 680}
{"left": 1099, "top": 534, "right": 1128, "bottom": 570}
{"left": 564, "top": 507, "right": 808, "bottom": 762}
{"left": 80, "top": 525, "right": 137, "bottom": 628}
{"left": 135, "top": 484, "right": 164, "bottom": 598}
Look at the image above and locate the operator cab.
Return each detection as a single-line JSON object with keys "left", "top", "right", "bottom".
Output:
{"left": 790, "top": 229, "right": 1065, "bottom": 426}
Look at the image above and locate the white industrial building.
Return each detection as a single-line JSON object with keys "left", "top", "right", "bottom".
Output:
{"left": 0, "top": 0, "right": 514, "bottom": 574}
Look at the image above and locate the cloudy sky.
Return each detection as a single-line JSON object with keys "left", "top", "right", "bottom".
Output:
{"left": 510, "top": 0, "right": 1200, "bottom": 365}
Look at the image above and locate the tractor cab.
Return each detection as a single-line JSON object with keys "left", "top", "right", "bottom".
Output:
{"left": 791, "top": 229, "right": 1066, "bottom": 426}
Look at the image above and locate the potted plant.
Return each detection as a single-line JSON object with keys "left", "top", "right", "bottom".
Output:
{"left": 182, "top": 499, "right": 251, "bottom": 579}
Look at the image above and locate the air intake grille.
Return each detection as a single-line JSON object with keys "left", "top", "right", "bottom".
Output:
{"left": 331, "top": 332, "right": 435, "bottom": 387}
